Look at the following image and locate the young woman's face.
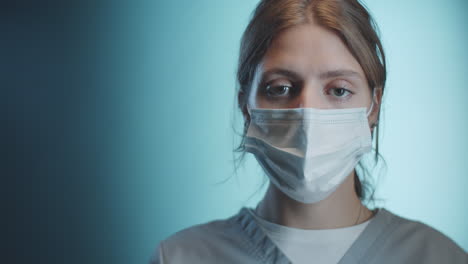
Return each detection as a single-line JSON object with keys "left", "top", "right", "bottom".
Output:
{"left": 248, "top": 22, "right": 373, "bottom": 111}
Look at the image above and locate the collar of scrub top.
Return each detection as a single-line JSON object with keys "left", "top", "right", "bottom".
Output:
{"left": 232, "top": 207, "right": 402, "bottom": 264}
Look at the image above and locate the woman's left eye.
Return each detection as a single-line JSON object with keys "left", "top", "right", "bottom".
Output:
{"left": 266, "top": 85, "right": 292, "bottom": 97}
{"left": 330, "top": 87, "right": 351, "bottom": 97}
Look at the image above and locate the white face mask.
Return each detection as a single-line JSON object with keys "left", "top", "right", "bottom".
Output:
{"left": 245, "top": 105, "right": 373, "bottom": 204}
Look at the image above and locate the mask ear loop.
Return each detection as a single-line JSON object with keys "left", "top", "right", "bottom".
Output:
{"left": 366, "top": 88, "right": 376, "bottom": 117}
{"left": 366, "top": 89, "right": 379, "bottom": 130}
{"left": 246, "top": 105, "right": 251, "bottom": 115}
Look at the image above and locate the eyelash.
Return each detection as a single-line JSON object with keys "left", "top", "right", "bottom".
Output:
{"left": 263, "top": 84, "right": 352, "bottom": 98}
{"left": 265, "top": 84, "right": 294, "bottom": 97}
{"left": 327, "top": 86, "right": 353, "bottom": 99}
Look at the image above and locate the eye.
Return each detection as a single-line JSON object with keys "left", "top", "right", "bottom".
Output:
{"left": 266, "top": 85, "right": 292, "bottom": 97}
{"left": 329, "top": 87, "right": 351, "bottom": 97}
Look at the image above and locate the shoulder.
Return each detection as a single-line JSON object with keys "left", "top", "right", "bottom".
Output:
{"left": 164, "top": 214, "right": 240, "bottom": 248}
{"left": 378, "top": 208, "right": 467, "bottom": 263}
{"left": 150, "top": 209, "right": 254, "bottom": 264}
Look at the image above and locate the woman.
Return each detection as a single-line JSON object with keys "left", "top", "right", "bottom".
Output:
{"left": 151, "top": 0, "right": 467, "bottom": 263}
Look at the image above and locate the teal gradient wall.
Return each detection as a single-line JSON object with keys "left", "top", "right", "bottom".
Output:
{"left": 103, "top": 0, "right": 468, "bottom": 262}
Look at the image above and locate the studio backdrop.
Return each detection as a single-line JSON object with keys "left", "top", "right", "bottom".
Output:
{"left": 6, "top": 1, "right": 467, "bottom": 263}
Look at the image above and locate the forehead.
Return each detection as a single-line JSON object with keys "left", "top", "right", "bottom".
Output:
{"left": 260, "top": 22, "right": 365, "bottom": 80}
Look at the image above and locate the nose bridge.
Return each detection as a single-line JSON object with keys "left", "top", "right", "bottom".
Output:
{"left": 298, "top": 82, "right": 325, "bottom": 109}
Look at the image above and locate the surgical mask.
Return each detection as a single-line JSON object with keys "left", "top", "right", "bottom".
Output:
{"left": 244, "top": 104, "right": 374, "bottom": 204}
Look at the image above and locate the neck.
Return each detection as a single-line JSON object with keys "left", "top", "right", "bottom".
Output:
{"left": 256, "top": 170, "right": 374, "bottom": 229}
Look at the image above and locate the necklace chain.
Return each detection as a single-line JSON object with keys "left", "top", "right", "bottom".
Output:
{"left": 354, "top": 205, "right": 362, "bottom": 225}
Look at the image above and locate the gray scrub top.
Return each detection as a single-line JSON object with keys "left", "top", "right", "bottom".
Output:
{"left": 150, "top": 208, "right": 468, "bottom": 264}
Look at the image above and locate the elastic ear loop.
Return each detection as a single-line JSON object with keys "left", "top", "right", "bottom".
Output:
{"left": 366, "top": 89, "right": 376, "bottom": 117}
{"left": 367, "top": 89, "right": 379, "bottom": 131}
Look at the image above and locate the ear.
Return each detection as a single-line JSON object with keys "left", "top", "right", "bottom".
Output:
{"left": 370, "top": 87, "right": 383, "bottom": 134}
{"left": 238, "top": 91, "right": 250, "bottom": 123}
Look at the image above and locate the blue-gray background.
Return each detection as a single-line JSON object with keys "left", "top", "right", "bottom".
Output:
{"left": 5, "top": 0, "right": 467, "bottom": 263}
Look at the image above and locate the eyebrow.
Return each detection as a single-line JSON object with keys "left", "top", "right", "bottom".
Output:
{"left": 260, "top": 68, "right": 363, "bottom": 82}
{"left": 319, "top": 69, "right": 362, "bottom": 80}
{"left": 260, "top": 68, "right": 302, "bottom": 83}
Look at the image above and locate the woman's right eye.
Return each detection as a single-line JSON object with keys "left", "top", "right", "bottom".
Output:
{"left": 265, "top": 85, "right": 292, "bottom": 97}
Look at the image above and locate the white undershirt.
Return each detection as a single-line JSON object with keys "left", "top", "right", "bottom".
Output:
{"left": 248, "top": 209, "right": 372, "bottom": 264}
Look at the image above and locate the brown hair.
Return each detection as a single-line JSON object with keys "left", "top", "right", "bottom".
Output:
{"left": 236, "top": 0, "right": 386, "bottom": 201}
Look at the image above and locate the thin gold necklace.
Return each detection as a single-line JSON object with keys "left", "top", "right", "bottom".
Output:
{"left": 354, "top": 204, "right": 362, "bottom": 225}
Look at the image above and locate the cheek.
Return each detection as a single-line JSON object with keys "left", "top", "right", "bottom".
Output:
{"left": 253, "top": 97, "right": 297, "bottom": 109}
{"left": 351, "top": 89, "right": 373, "bottom": 108}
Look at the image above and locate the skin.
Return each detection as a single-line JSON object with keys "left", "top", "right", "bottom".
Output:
{"left": 242, "top": 22, "right": 382, "bottom": 229}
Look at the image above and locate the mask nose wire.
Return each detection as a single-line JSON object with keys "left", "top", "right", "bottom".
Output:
{"left": 246, "top": 91, "right": 376, "bottom": 115}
